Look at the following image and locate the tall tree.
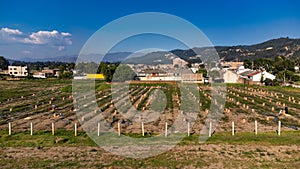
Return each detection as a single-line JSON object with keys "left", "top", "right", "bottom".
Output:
{"left": 0, "top": 56, "right": 9, "bottom": 70}
{"left": 243, "top": 59, "right": 252, "bottom": 69}
{"left": 111, "top": 64, "right": 136, "bottom": 82}
{"left": 274, "top": 56, "right": 295, "bottom": 83}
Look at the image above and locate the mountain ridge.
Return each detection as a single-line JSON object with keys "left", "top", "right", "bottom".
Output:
{"left": 5, "top": 37, "right": 300, "bottom": 63}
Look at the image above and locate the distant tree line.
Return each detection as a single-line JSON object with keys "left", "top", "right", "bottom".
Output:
{"left": 244, "top": 56, "right": 300, "bottom": 84}
{"left": 10, "top": 60, "right": 75, "bottom": 71}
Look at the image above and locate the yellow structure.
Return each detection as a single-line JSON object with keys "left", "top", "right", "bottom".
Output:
{"left": 86, "top": 74, "right": 105, "bottom": 79}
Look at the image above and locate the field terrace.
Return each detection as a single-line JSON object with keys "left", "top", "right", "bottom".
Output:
{"left": 0, "top": 80, "right": 299, "bottom": 136}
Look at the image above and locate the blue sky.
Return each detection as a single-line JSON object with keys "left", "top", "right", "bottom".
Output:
{"left": 1, "top": 0, "right": 300, "bottom": 60}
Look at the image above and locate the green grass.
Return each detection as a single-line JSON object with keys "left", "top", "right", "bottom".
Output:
{"left": 0, "top": 79, "right": 71, "bottom": 102}
{"left": 0, "top": 129, "right": 299, "bottom": 147}
{"left": 0, "top": 130, "right": 96, "bottom": 147}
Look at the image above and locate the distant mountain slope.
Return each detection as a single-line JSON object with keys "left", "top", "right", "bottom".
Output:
{"left": 9, "top": 37, "right": 300, "bottom": 63}
{"left": 171, "top": 37, "right": 300, "bottom": 62}
{"left": 18, "top": 52, "right": 132, "bottom": 63}
{"left": 124, "top": 51, "right": 173, "bottom": 64}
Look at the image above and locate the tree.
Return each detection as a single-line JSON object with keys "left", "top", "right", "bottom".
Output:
{"left": 208, "top": 70, "right": 221, "bottom": 80}
{"left": 264, "top": 78, "right": 275, "bottom": 86}
{"left": 0, "top": 56, "right": 9, "bottom": 70}
{"left": 112, "top": 64, "right": 136, "bottom": 82}
{"left": 253, "top": 58, "right": 275, "bottom": 72}
{"left": 97, "top": 62, "right": 108, "bottom": 74}
{"left": 67, "top": 62, "right": 75, "bottom": 70}
{"left": 243, "top": 59, "right": 252, "bottom": 69}
{"left": 291, "top": 74, "right": 300, "bottom": 82}
{"left": 60, "top": 71, "right": 73, "bottom": 79}
{"left": 274, "top": 56, "right": 295, "bottom": 83}
{"left": 196, "top": 69, "right": 207, "bottom": 77}
{"left": 58, "top": 65, "right": 66, "bottom": 72}
{"left": 103, "top": 63, "right": 118, "bottom": 82}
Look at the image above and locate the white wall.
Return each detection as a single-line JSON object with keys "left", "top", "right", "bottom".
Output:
{"left": 223, "top": 70, "right": 239, "bottom": 83}
{"left": 252, "top": 71, "right": 275, "bottom": 82}
{"left": 8, "top": 66, "right": 28, "bottom": 77}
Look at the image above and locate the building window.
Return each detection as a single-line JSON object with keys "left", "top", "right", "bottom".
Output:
{"left": 14, "top": 68, "right": 17, "bottom": 70}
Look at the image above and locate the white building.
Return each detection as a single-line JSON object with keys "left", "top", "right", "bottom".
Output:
{"left": 239, "top": 70, "right": 275, "bottom": 85}
{"left": 8, "top": 66, "right": 29, "bottom": 77}
{"left": 237, "top": 66, "right": 250, "bottom": 75}
{"left": 223, "top": 70, "right": 239, "bottom": 83}
{"left": 33, "top": 72, "right": 47, "bottom": 79}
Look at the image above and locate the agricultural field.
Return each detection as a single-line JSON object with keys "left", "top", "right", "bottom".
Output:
{"left": 0, "top": 79, "right": 299, "bottom": 168}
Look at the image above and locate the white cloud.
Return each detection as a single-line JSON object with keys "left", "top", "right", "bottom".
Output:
{"left": 0, "top": 27, "right": 25, "bottom": 42}
{"left": 0, "top": 27, "right": 72, "bottom": 51}
{"left": 0, "top": 27, "right": 23, "bottom": 35}
{"left": 23, "top": 30, "right": 72, "bottom": 46}
{"left": 61, "top": 32, "right": 71, "bottom": 36}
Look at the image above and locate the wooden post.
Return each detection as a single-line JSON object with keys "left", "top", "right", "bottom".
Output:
{"left": 165, "top": 122, "right": 168, "bottom": 137}
{"left": 30, "top": 122, "right": 33, "bottom": 135}
{"left": 74, "top": 123, "right": 77, "bottom": 136}
{"left": 97, "top": 122, "right": 100, "bottom": 136}
{"left": 208, "top": 122, "right": 212, "bottom": 138}
{"left": 232, "top": 121, "right": 235, "bottom": 136}
{"left": 118, "top": 122, "right": 121, "bottom": 136}
{"left": 278, "top": 121, "right": 281, "bottom": 136}
{"left": 8, "top": 122, "right": 11, "bottom": 135}
{"left": 142, "top": 122, "right": 144, "bottom": 136}
{"left": 187, "top": 122, "right": 190, "bottom": 137}
{"left": 255, "top": 120, "right": 257, "bottom": 135}
{"left": 52, "top": 122, "right": 55, "bottom": 135}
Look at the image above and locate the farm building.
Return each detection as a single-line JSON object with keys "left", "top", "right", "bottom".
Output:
{"left": 223, "top": 69, "right": 239, "bottom": 83}
{"left": 137, "top": 69, "right": 168, "bottom": 81}
{"left": 41, "top": 69, "right": 60, "bottom": 77}
{"left": 137, "top": 68, "right": 204, "bottom": 83}
{"left": 239, "top": 70, "right": 275, "bottom": 85}
{"left": 33, "top": 69, "right": 60, "bottom": 78}
{"left": 33, "top": 72, "right": 47, "bottom": 78}
{"left": 8, "top": 66, "right": 29, "bottom": 77}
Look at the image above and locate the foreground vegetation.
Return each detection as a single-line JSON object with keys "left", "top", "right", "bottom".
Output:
{"left": 0, "top": 130, "right": 299, "bottom": 168}
{"left": 0, "top": 129, "right": 299, "bottom": 147}
{"left": 0, "top": 79, "right": 299, "bottom": 168}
